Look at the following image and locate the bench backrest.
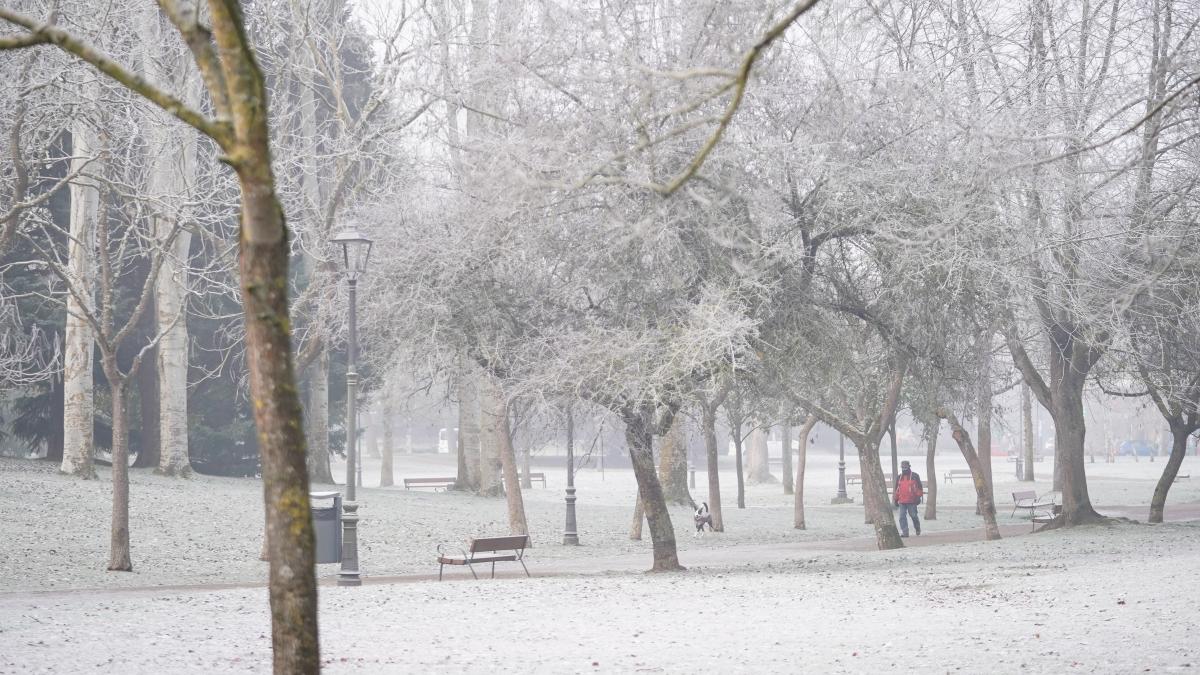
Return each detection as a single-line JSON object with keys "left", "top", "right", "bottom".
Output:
{"left": 469, "top": 535, "right": 530, "bottom": 553}
{"left": 1012, "top": 490, "right": 1037, "bottom": 501}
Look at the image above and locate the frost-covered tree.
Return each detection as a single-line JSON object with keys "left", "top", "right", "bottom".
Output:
{"left": 2, "top": 0, "right": 323, "bottom": 667}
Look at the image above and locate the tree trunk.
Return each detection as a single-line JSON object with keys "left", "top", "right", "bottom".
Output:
{"left": 938, "top": 409, "right": 1001, "bottom": 540}
{"left": 1022, "top": 381, "right": 1035, "bottom": 481}
{"left": 477, "top": 378, "right": 505, "bottom": 496}
{"left": 700, "top": 403, "right": 724, "bottom": 532}
{"left": 1050, "top": 376, "right": 1102, "bottom": 525}
{"left": 888, "top": 420, "right": 898, "bottom": 486}
{"left": 519, "top": 442, "right": 531, "bottom": 490}
{"left": 44, "top": 380, "right": 65, "bottom": 462}
{"left": 379, "top": 388, "right": 394, "bottom": 487}
{"left": 107, "top": 374, "right": 132, "bottom": 570}
{"left": 624, "top": 409, "right": 682, "bottom": 571}
{"left": 304, "top": 346, "right": 333, "bottom": 484}
{"left": 856, "top": 437, "right": 905, "bottom": 550}
{"left": 61, "top": 117, "right": 98, "bottom": 480}
{"left": 746, "top": 424, "right": 774, "bottom": 484}
{"left": 455, "top": 368, "right": 481, "bottom": 492}
{"left": 924, "top": 418, "right": 939, "bottom": 520}
{"left": 781, "top": 424, "right": 793, "bottom": 495}
{"left": 975, "top": 357, "right": 994, "bottom": 515}
{"left": 793, "top": 414, "right": 816, "bottom": 529}
{"left": 658, "top": 413, "right": 694, "bottom": 507}
{"left": 1148, "top": 423, "right": 1192, "bottom": 523}
{"left": 146, "top": 44, "right": 195, "bottom": 477}
{"left": 132, "top": 346, "right": 161, "bottom": 469}
{"left": 156, "top": 223, "right": 192, "bottom": 476}
{"left": 1052, "top": 433, "right": 1065, "bottom": 491}
{"left": 232, "top": 151, "right": 319, "bottom": 672}
{"left": 732, "top": 422, "right": 746, "bottom": 508}
{"left": 630, "top": 496, "right": 644, "bottom": 540}
{"left": 488, "top": 383, "right": 528, "bottom": 537}
{"left": 363, "top": 413, "right": 379, "bottom": 460}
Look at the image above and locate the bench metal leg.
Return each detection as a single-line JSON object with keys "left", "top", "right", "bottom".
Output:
{"left": 466, "top": 562, "right": 478, "bottom": 580}
{"left": 439, "top": 564, "right": 444, "bottom": 581}
{"left": 491, "top": 561, "right": 496, "bottom": 579}
{"left": 519, "top": 559, "right": 530, "bottom": 578}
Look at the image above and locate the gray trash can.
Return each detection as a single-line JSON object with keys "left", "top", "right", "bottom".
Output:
{"left": 310, "top": 491, "right": 343, "bottom": 564}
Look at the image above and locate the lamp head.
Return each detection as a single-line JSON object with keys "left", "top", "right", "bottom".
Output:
{"left": 330, "top": 228, "right": 373, "bottom": 281}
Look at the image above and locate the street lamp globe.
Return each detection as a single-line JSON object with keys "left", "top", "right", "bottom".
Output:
{"left": 330, "top": 228, "right": 373, "bottom": 281}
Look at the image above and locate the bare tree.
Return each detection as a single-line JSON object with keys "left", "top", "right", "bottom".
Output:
{"left": 1, "top": 1, "right": 321, "bottom": 668}
{"left": 937, "top": 408, "right": 1001, "bottom": 540}
{"left": 793, "top": 413, "right": 817, "bottom": 529}
{"left": 696, "top": 382, "right": 730, "bottom": 532}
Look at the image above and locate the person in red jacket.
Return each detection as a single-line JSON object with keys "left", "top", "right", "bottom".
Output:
{"left": 893, "top": 460, "right": 923, "bottom": 537}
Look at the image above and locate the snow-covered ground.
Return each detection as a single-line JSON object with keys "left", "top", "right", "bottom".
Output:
{"left": 0, "top": 451, "right": 1197, "bottom": 673}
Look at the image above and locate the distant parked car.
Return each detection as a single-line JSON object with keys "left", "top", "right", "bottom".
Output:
{"left": 1118, "top": 439, "right": 1157, "bottom": 457}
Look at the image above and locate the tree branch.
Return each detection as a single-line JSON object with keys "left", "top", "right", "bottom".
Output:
{"left": 653, "top": 0, "right": 822, "bottom": 196}
{"left": 156, "top": 0, "right": 232, "bottom": 119}
{"left": 0, "top": 8, "right": 231, "bottom": 144}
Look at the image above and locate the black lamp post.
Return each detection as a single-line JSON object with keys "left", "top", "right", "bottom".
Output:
{"left": 832, "top": 431, "right": 852, "bottom": 504}
{"left": 563, "top": 407, "right": 580, "bottom": 545}
{"left": 331, "top": 228, "right": 372, "bottom": 587}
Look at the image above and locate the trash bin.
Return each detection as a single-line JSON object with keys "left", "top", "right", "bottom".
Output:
{"left": 310, "top": 491, "right": 343, "bottom": 564}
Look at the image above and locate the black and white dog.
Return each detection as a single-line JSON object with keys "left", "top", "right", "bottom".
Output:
{"left": 693, "top": 502, "right": 714, "bottom": 536}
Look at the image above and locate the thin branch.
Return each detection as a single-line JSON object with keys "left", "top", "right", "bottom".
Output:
{"left": 155, "top": 0, "right": 232, "bottom": 119}
{"left": 653, "top": 0, "right": 822, "bottom": 196}
{"left": 0, "top": 8, "right": 231, "bottom": 144}
{"left": 1005, "top": 72, "right": 1200, "bottom": 173}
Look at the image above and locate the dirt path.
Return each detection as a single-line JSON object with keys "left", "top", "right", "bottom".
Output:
{"left": 13, "top": 503, "right": 1196, "bottom": 597}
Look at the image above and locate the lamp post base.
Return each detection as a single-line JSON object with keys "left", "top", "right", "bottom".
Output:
{"left": 563, "top": 487, "right": 580, "bottom": 545}
{"left": 832, "top": 455, "right": 851, "bottom": 505}
{"left": 338, "top": 500, "right": 362, "bottom": 586}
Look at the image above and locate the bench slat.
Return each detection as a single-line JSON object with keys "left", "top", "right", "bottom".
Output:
{"left": 439, "top": 553, "right": 517, "bottom": 565}
{"left": 438, "top": 534, "right": 532, "bottom": 581}
{"left": 404, "top": 477, "right": 457, "bottom": 490}
{"left": 471, "top": 535, "right": 530, "bottom": 553}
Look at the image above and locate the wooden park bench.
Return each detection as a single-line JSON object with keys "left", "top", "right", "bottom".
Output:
{"left": 944, "top": 469, "right": 973, "bottom": 483}
{"left": 496, "top": 470, "right": 549, "bottom": 485}
{"left": 1010, "top": 490, "right": 1040, "bottom": 517}
{"left": 845, "top": 474, "right": 894, "bottom": 493}
{"left": 1175, "top": 474, "right": 1191, "bottom": 483}
{"left": 1031, "top": 503, "right": 1062, "bottom": 531}
{"left": 403, "top": 477, "right": 457, "bottom": 491}
{"left": 1011, "top": 490, "right": 1061, "bottom": 530}
{"left": 519, "top": 472, "right": 547, "bottom": 488}
{"left": 436, "top": 535, "right": 531, "bottom": 581}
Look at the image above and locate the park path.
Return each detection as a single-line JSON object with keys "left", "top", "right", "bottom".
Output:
{"left": 11, "top": 502, "right": 1194, "bottom": 597}
{"left": 366, "top": 501, "right": 1200, "bottom": 583}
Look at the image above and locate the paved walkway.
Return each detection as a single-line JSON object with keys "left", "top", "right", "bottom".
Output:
{"left": 13, "top": 503, "right": 1199, "bottom": 596}
{"left": 352, "top": 502, "right": 1200, "bottom": 585}
{"left": 346, "top": 500, "right": 1200, "bottom": 583}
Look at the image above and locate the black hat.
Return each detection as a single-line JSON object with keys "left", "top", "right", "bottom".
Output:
{"left": 901, "top": 460, "right": 911, "bottom": 468}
